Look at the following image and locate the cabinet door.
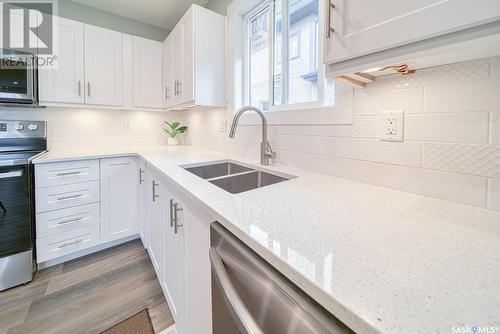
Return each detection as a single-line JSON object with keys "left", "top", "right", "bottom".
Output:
{"left": 146, "top": 168, "right": 163, "bottom": 276}
{"left": 171, "top": 25, "right": 182, "bottom": 106}
{"left": 138, "top": 159, "right": 147, "bottom": 247}
{"left": 324, "top": 0, "right": 500, "bottom": 64}
{"left": 162, "top": 194, "right": 186, "bottom": 334}
{"left": 84, "top": 24, "right": 123, "bottom": 106}
{"left": 133, "top": 36, "right": 163, "bottom": 109}
{"left": 100, "top": 157, "right": 139, "bottom": 242}
{"left": 179, "top": 10, "right": 194, "bottom": 104}
{"left": 163, "top": 36, "right": 174, "bottom": 108}
{"left": 39, "top": 17, "right": 84, "bottom": 103}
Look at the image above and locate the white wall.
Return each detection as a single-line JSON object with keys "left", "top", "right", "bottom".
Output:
{"left": 184, "top": 56, "right": 500, "bottom": 212}
{"left": 0, "top": 108, "right": 185, "bottom": 151}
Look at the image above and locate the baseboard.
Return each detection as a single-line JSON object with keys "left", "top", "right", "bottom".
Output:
{"left": 37, "top": 234, "right": 142, "bottom": 269}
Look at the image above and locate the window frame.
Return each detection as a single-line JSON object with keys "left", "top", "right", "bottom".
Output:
{"left": 243, "top": 0, "right": 328, "bottom": 112}
{"left": 227, "top": 0, "right": 353, "bottom": 125}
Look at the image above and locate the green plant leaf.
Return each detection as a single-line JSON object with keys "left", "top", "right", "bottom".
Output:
{"left": 163, "top": 121, "right": 173, "bottom": 129}
{"left": 171, "top": 121, "right": 180, "bottom": 130}
{"left": 177, "top": 126, "right": 187, "bottom": 133}
{"left": 171, "top": 129, "right": 180, "bottom": 138}
{"left": 163, "top": 129, "right": 172, "bottom": 137}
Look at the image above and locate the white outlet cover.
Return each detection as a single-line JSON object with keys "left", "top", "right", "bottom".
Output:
{"left": 379, "top": 110, "right": 404, "bottom": 142}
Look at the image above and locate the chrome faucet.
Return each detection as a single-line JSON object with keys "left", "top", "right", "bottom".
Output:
{"left": 229, "top": 106, "right": 276, "bottom": 165}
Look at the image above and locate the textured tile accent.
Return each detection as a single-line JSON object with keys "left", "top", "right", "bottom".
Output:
{"left": 487, "top": 178, "right": 500, "bottom": 211}
{"left": 354, "top": 87, "right": 423, "bottom": 115}
{"left": 491, "top": 112, "right": 500, "bottom": 144}
{"left": 274, "top": 116, "right": 378, "bottom": 138}
{"left": 404, "top": 112, "right": 489, "bottom": 144}
{"left": 423, "top": 143, "right": 500, "bottom": 178}
{"left": 424, "top": 79, "right": 500, "bottom": 113}
{"left": 368, "top": 58, "right": 490, "bottom": 91}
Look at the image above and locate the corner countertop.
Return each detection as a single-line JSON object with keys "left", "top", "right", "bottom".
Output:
{"left": 33, "top": 146, "right": 500, "bottom": 334}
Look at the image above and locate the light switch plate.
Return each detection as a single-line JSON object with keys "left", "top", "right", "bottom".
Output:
{"left": 379, "top": 110, "right": 404, "bottom": 142}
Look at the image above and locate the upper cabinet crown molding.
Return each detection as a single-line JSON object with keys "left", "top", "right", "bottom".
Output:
{"left": 163, "top": 5, "right": 226, "bottom": 110}
{"left": 324, "top": 0, "right": 500, "bottom": 78}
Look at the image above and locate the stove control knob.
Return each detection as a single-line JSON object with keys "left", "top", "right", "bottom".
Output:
{"left": 15, "top": 124, "right": 24, "bottom": 131}
{"left": 27, "top": 123, "right": 38, "bottom": 131}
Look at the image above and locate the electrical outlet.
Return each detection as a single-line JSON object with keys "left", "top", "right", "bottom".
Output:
{"left": 123, "top": 120, "right": 131, "bottom": 130}
{"left": 379, "top": 110, "right": 404, "bottom": 141}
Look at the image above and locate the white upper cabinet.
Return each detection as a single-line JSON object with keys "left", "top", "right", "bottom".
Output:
{"left": 324, "top": 0, "right": 500, "bottom": 76}
{"left": 100, "top": 157, "right": 139, "bottom": 242}
{"left": 133, "top": 36, "right": 164, "bottom": 109}
{"left": 38, "top": 17, "right": 85, "bottom": 104}
{"left": 84, "top": 24, "right": 123, "bottom": 106}
{"left": 163, "top": 36, "right": 174, "bottom": 107}
{"left": 166, "top": 5, "right": 226, "bottom": 110}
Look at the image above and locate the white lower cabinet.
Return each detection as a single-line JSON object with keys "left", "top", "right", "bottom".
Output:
{"left": 100, "top": 157, "right": 139, "bottom": 242}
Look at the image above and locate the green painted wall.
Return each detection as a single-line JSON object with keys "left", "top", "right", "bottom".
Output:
{"left": 47, "top": 0, "right": 169, "bottom": 41}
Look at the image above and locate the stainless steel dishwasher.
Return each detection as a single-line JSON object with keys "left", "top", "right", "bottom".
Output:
{"left": 210, "top": 222, "right": 354, "bottom": 334}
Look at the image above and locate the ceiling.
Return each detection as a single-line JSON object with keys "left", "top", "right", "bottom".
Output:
{"left": 69, "top": 0, "right": 210, "bottom": 30}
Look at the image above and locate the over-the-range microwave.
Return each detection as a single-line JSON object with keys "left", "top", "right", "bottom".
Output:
{"left": 0, "top": 49, "right": 38, "bottom": 107}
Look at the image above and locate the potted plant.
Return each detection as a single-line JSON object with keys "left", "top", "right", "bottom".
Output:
{"left": 164, "top": 121, "right": 187, "bottom": 146}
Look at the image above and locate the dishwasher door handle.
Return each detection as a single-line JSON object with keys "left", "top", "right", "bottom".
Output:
{"left": 209, "top": 248, "right": 264, "bottom": 334}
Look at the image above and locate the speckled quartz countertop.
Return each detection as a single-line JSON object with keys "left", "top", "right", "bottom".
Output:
{"left": 33, "top": 146, "right": 500, "bottom": 334}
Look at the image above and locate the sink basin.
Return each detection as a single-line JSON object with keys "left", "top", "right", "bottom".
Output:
{"left": 209, "top": 170, "right": 290, "bottom": 194}
{"left": 184, "top": 162, "right": 253, "bottom": 179}
{"left": 181, "top": 160, "right": 294, "bottom": 194}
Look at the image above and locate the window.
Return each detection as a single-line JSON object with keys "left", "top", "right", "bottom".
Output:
{"left": 245, "top": 0, "right": 334, "bottom": 111}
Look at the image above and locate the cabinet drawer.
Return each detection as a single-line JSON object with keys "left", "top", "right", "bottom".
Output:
{"left": 36, "top": 203, "right": 100, "bottom": 238}
{"left": 36, "top": 181, "right": 100, "bottom": 213}
{"left": 35, "top": 159, "right": 99, "bottom": 188}
{"left": 36, "top": 224, "right": 100, "bottom": 263}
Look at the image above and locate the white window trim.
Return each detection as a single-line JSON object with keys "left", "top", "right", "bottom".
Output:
{"left": 226, "top": 0, "right": 353, "bottom": 125}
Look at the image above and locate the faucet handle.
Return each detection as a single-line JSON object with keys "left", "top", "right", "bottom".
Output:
{"left": 265, "top": 142, "right": 277, "bottom": 159}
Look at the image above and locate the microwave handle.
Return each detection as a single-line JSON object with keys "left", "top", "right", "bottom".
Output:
{"left": 0, "top": 170, "right": 23, "bottom": 179}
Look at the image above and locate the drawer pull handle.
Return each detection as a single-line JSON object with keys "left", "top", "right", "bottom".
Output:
{"left": 57, "top": 194, "right": 83, "bottom": 201}
{"left": 58, "top": 239, "right": 83, "bottom": 248}
{"left": 152, "top": 181, "right": 159, "bottom": 202}
{"left": 56, "top": 171, "right": 82, "bottom": 177}
{"left": 56, "top": 217, "right": 83, "bottom": 225}
{"left": 173, "top": 202, "right": 183, "bottom": 234}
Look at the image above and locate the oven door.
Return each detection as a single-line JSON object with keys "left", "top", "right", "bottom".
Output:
{"left": 0, "top": 165, "right": 33, "bottom": 258}
{"left": 0, "top": 51, "right": 35, "bottom": 104}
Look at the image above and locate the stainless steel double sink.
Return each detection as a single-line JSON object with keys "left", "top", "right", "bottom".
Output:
{"left": 181, "top": 161, "right": 295, "bottom": 194}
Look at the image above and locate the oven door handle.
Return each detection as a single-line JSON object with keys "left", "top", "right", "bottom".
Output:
{"left": 0, "top": 170, "right": 23, "bottom": 179}
{"left": 209, "top": 247, "right": 264, "bottom": 334}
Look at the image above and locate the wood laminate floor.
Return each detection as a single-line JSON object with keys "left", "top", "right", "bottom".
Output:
{"left": 0, "top": 239, "right": 174, "bottom": 334}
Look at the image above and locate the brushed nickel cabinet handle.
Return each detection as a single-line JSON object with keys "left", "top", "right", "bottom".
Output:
{"left": 56, "top": 171, "right": 81, "bottom": 177}
{"left": 169, "top": 199, "right": 174, "bottom": 228}
{"left": 56, "top": 194, "right": 82, "bottom": 201}
{"left": 58, "top": 239, "right": 83, "bottom": 248}
{"left": 177, "top": 81, "right": 182, "bottom": 95}
{"left": 173, "top": 202, "right": 183, "bottom": 234}
{"left": 78, "top": 80, "right": 81, "bottom": 96}
{"left": 87, "top": 82, "right": 91, "bottom": 97}
{"left": 152, "top": 181, "right": 159, "bottom": 202}
{"left": 139, "top": 168, "right": 145, "bottom": 184}
{"left": 326, "top": 1, "right": 335, "bottom": 39}
{"left": 56, "top": 217, "right": 83, "bottom": 225}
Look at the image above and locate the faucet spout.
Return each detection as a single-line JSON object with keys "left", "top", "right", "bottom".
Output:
{"left": 228, "top": 106, "right": 276, "bottom": 165}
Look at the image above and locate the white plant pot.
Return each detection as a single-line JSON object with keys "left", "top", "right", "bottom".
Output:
{"left": 168, "top": 137, "right": 178, "bottom": 146}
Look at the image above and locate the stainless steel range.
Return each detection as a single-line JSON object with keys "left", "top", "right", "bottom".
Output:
{"left": 0, "top": 120, "right": 46, "bottom": 291}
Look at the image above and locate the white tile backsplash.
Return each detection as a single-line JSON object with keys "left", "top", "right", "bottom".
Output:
{"left": 184, "top": 57, "right": 500, "bottom": 211}
{"left": 423, "top": 79, "right": 500, "bottom": 113}
{"left": 404, "top": 112, "right": 490, "bottom": 143}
